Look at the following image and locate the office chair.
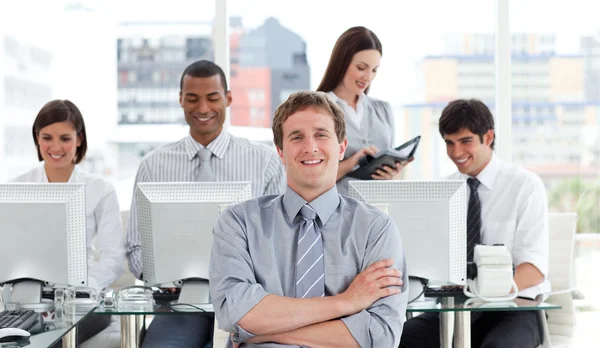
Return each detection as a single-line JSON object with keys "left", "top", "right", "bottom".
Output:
{"left": 538, "top": 212, "right": 583, "bottom": 348}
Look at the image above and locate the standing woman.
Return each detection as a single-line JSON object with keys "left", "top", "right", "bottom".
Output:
{"left": 318, "top": 26, "right": 412, "bottom": 195}
{"left": 12, "top": 100, "right": 124, "bottom": 344}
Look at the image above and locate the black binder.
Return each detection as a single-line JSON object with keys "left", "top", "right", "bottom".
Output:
{"left": 347, "top": 136, "right": 420, "bottom": 180}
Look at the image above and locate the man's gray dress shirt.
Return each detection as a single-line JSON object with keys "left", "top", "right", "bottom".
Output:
{"left": 210, "top": 185, "right": 409, "bottom": 347}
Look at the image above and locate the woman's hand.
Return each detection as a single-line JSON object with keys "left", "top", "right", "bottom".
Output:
{"left": 348, "top": 145, "right": 379, "bottom": 168}
{"left": 371, "top": 157, "right": 414, "bottom": 180}
{"left": 337, "top": 146, "right": 380, "bottom": 181}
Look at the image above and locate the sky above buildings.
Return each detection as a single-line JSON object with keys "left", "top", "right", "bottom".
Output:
{"left": 2, "top": 0, "right": 600, "bottom": 105}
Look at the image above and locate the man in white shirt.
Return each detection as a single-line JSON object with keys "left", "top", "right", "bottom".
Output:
{"left": 400, "top": 99, "right": 548, "bottom": 348}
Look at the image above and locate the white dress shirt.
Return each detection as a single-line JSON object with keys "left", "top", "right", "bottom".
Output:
{"left": 12, "top": 165, "right": 125, "bottom": 291}
{"left": 327, "top": 91, "right": 366, "bottom": 129}
{"left": 448, "top": 153, "right": 550, "bottom": 299}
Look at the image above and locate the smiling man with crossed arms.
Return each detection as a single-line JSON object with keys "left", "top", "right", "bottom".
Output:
{"left": 210, "top": 90, "right": 409, "bottom": 347}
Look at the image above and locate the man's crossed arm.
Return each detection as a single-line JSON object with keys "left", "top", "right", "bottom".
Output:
{"left": 235, "top": 259, "right": 403, "bottom": 347}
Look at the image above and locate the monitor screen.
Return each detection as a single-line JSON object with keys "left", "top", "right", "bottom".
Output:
{"left": 0, "top": 183, "right": 87, "bottom": 306}
{"left": 349, "top": 180, "right": 467, "bottom": 285}
{"left": 136, "top": 181, "right": 252, "bottom": 304}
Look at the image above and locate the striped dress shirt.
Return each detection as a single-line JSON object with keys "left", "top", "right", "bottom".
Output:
{"left": 125, "top": 130, "right": 286, "bottom": 278}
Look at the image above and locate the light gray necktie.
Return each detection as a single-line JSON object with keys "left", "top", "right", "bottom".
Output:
{"left": 295, "top": 204, "right": 325, "bottom": 298}
{"left": 196, "top": 148, "right": 214, "bottom": 182}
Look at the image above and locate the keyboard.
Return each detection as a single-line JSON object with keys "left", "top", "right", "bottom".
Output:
{"left": 153, "top": 289, "right": 180, "bottom": 303}
{"left": 423, "top": 285, "right": 468, "bottom": 298}
{"left": 42, "top": 289, "right": 91, "bottom": 300}
{"left": 0, "top": 310, "right": 40, "bottom": 331}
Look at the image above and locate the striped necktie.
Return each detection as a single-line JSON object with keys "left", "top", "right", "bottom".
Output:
{"left": 467, "top": 178, "right": 482, "bottom": 262}
{"left": 295, "top": 204, "right": 325, "bottom": 298}
{"left": 196, "top": 148, "right": 214, "bottom": 182}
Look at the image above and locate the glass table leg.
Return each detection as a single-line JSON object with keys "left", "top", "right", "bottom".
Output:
{"left": 439, "top": 311, "right": 454, "bottom": 348}
{"left": 120, "top": 314, "right": 144, "bottom": 347}
{"left": 453, "top": 311, "right": 471, "bottom": 348}
{"left": 62, "top": 326, "right": 76, "bottom": 348}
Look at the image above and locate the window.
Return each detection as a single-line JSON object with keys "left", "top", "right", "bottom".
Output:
{"left": 511, "top": 3, "right": 600, "bottom": 340}
{"left": 1, "top": 4, "right": 597, "bottom": 342}
{"left": 248, "top": 88, "right": 265, "bottom": 102}
{"left": 128, "top": 71, "right": 137, "bottom": 83}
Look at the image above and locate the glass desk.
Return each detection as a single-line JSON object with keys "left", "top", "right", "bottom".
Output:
{"left": 93, "top": 303, "right": 214, "bottom": 348}
{"left": 2, "top": 307, "right": 96, "bottom": 348}
{"left": 92, "top": 297, "right": 559, "bottom": 348}
{"left": 406, "top": 296, "right": 561, "bottom": 348}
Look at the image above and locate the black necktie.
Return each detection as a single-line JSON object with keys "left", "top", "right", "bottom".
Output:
{"left": 467, "top": 178, "right": 482, "bottom": 262}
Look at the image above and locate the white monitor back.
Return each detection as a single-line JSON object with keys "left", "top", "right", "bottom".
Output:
{"left": 0, "top": 183, "right": 87, "bottom": 287}
{"left": 349, "top": 180, "right": 467, "bottom": 285}
{"left": 137, "top": 182, "right": 252, "bottom": 286}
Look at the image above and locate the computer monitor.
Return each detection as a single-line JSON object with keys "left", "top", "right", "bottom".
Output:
{"left": 0, "top": 183, "right": 87, "bottom": 309}
{"left": 136, "top": 181, "right": 252, "bottom": 305}
{"left": 349, "top": 180, "right": 467, "bottom": 285}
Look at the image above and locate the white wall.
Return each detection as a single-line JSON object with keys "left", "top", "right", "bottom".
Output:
{"left": 0, "top": 2, "right": 58, "bottom": 181}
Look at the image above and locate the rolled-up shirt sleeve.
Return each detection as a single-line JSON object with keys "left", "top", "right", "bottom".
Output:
{"left": 340, "top": 215, "right": 409, "bottom": 348}
{"left": 125, "top": 161, "right": 151, "bottom": 279}
{"left": 513, "top": 175, "right": 549, "bottom": 276}
{"left": 209, "top": 205, "right": 269, "bottom": 341}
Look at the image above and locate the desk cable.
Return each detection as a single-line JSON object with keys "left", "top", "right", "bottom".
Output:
{"left": 407, "top": 278, "right": 428, "bottom": 304}
{"left": 168, "top": 301, "right": 207, "bottom": 312}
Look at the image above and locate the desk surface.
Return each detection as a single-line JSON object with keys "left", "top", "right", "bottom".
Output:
{"left": 93, "top": 302, "right": 214, "bottom": 316}
{"left": 93, "top": 297, "right": 559, "bottom": 315}
{"left": 407, "top": 296, "right": 560, "bottom": 313}
{"left": 9, "top": 307, "right": 96, "bottom": 348}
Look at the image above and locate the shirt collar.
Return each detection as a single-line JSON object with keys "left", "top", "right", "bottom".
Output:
{"left": 184, "top": 131, "right": 230, "bottom": 161}
{"left": 475, "top": 153, "right": 500, "bottom": 190}
{"left": 41, "top": 164, "right": 78, "bottom": 183}
{"left": 456, "top": 153, "right": 499, "bottom": 190}
{"left": 282, "top": 185, "right": 340, "bottom": 226}
{"left": 326, "top": 91, "right": 367, "bottom": 108}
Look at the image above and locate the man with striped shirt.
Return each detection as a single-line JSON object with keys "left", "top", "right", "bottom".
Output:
{"left": 125, "top": 60, "right": 285, "bottom": 347}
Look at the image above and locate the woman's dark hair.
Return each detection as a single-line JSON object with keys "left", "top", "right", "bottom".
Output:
{"left": 317, "top": 26, "right": 382, "bottom": 94}
{"left": 438, "top": 99, "right": 495, "bottom": 149}
{"left": 32, "top": 100, "right": 88, "bottom": 164}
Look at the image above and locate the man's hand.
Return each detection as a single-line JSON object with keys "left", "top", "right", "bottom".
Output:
{"left": 231, "top": 333, "right": 240, "bottom": 348}
{"left": 338, "top": 258, "right": 403, "bottom": 313}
